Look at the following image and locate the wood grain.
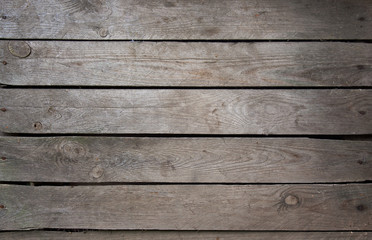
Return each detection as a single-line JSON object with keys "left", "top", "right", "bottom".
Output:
{"left": 0, "top": 0, "right": 371, "bottom": 40}
{"left": 0, "top": 231, "right": 369, "bottom": 240}
{"left": 0, "top": 137, "right": 371, "bottom": 183}
{"left": 0, "top": 89, "right": 371, "bottom": 134}
{"left": 0, "top": 184, "right": 371, "bottom": 230}
{"left": 1, "top": 41, "right": 371, "bottom": 86}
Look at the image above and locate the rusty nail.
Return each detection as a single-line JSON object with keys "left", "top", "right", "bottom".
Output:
{"left": 0, "top": 108, "right": 6, "bottom": 112}
{"left": 2, "top": 61, "right": 7, "bottom": 65}
{"left": 0, "top": 205, "right": 5, "bottom": 209}
{"left": 1, "top": 16, "right": 6, "bottom": 20}
{"left": 1, "top": 157, "right": 6, "bottom": 160}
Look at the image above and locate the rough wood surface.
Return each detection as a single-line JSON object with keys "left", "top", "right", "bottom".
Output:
{"left": 0, "top": 89, "right": 371, "bottom": 134}
{"left": 0, "top": 0, "right": 371, "bottom": 40}
{"left": 0, "top": 184, "right": 371, "bottom": 230}
{"left": 0, "top": 137, "right": 371, "bottom": 183}
{"left": 0, "top": 231, "right": 370, "bottom": 240}
{"left": 1, "top": 41, "right": 371, "bottom": 86}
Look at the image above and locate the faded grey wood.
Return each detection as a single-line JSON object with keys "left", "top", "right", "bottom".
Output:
{"left": 0, "top": 0, "right": 371, "bottom": 40}
{"left": 0, "top": 89, "right": 371, "bottom": 134}
{"left": 0, "top": 137, "right": 371, "bottom": 183}
{"left": 0, "top": 184, "right": 371, "bottom": 230}
{"left": 0, "top": 231, "right": 370, "bottom": 240}
{"left": 1, "top": 41, "right": 371, "bottom": 86}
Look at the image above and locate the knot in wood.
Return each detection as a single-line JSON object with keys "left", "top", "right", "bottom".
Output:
{"left": 90, "top": 165, "right": 104, "bottom": 179}
{"left": 284, "top": 194, "right": 299, "bottom": 206}
{"left": 98, "top": 28, "right": 109, "bottom": 38}
{"left": 8, "top": 41, "right": 32, "bottom": 58}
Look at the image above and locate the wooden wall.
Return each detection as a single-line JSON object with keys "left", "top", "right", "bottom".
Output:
{"left": 0, "top": 0, "right": 371, "bottom": 239}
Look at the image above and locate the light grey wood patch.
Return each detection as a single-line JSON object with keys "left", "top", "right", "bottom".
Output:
{"left": 0, "top": 0, "right": 371, "bottom": 39}
{"left": 0, "top": 184, "right": 371, "bottom": 230}
{"left": 0, "top": 89, "right": 371, "bottom": 134}
{"left": 0, "top": 231, "right": 370, "bottom": 240}
{"left": 1, "top": 41, "right": 371, "bottom": 86}
{"left": 0, "top": 137, "right": 371, "bottom": 183}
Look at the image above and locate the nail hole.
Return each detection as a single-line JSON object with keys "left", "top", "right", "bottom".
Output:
{"left": 0, "top": 108, "right": 6, "bottom": 112}
{"left": 357, "top": 160, "right": 366, "bottom": 165}
{"left": 1, "top": 16, "right": 6, "bottom": 20}
{"left": 358, "top": 110, "right": 366, "bottom": 115}
{"left": 1, "top": 157, "right": 6, "bottom": 160}
{"left": 33, "top": 122, "right": 42, "bottom": 130}
{"left": 356, "top": 65, "right": 365, "bottom": 70}
{"left": 2, "top": 61, "right": 7, "bottom": 65}
{"left": 357, "top": 204, "right": 367, "bottom": 211}
{"left": 358, "top": 17, "right": 366, "bottom": 21}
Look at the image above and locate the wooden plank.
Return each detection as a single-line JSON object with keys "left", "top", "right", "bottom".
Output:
{"left": 0, "top": 184, "right": 371, "bottom": 230}
{"left": 0, "top": 0, "right": 371, "bottom": 40}
{"left": 0, "top": 137, "right": 371, "bottom": 183}
{"left": 0, "top": 89, "right": 371, "bottom": 134}
{"left": 0, "top": 231, "right": 370, "bottom": 240}
{"left": 1, "top": 41, "right": 371, "bottom": 86}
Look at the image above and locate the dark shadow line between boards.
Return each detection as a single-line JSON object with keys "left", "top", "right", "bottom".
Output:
{"left": 1, "top": 38, "right": 372, "bottom": 43}
{"left": 2, "top": 133, "right": 372, "bottom": 140}
{"left": 2, "top": 85, "right": 372, "bottom": 89}
{"left": 1, "top": 181, "right": 371, "bottom": 186}
{"left": 0, "top": 229, "right": 371, "bottom": 233}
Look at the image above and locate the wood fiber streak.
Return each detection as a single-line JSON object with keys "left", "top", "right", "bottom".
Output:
{"left": 0, "top": 137, "right": 371, "bottom": 183}
{"left": 1, "top": 41, "right": 371, "bottom": 86}
{"left": 0, "top": 231, "right": 370, "bottom": 240}
{"left": 0, "top": 89, "right": 371, "bottom": 134}
{"left": 0, "top": 184, "right": 371, "bottom": 230}
{"left": 0, "top": 0, "right": 371, "bottom": 39}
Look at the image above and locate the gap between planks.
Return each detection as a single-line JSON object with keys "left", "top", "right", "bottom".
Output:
{"left": 0, "top": 231, "right": 370, "bottom": 240}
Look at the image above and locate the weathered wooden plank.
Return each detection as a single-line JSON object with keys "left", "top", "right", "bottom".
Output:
{"left": 0, "top": 184, "right": 371, "bottom": 230}
{"left": 0, "top": 231, "right": 370, "bottom": 240}
{"left": 0, "top": 0, "right": 371, "bottom": 40}
{"left": 0, "top": 137, "right": 371, "bottom": 183}
{"left": 0, "top": 89, "right": 371, "bottom": 134}
{"left": 1, "top": 41, "right": 371, "bottom": 86}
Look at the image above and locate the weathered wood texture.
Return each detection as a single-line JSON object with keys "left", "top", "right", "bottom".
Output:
{"left": 1, "top": 41, "right": 371, "bottom": 86}
{"left": 0, "top": 231, "right": 370, "bottom": 240}
{"left": 0, "top": 89, "right": 371, "bottom": 134}
{"left": 0, "top": 137, "right": 371, "bottom": 183}
{"left": 0, "top": 0, "right": 371, "bottom": 40}
{"left": 0, "top": 184, "right": 371, "bottom": 230}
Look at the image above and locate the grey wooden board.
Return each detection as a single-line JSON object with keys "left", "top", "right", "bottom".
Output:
{"left": 1, "top": 41, "right": 371, "bottom": 86}
{"left": 0, "top": 184, "right": 371, "bottom": 230}
{"left": 0, "top": 137, "right": 371, "bottom": 183}
{"left": 0, "top": 0, "right": 371, "bottom": 40}
{"left": 0, "top": 89, "right": 371, "bottom": 134}
{"left": 0, "top": 231, "right": 370, "bottom": 240}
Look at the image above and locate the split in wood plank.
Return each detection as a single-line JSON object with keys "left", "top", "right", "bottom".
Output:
{"left": 0, "top": 0, "right": 371, "bottom": 39}
{"left": 0, "top": 231, "right": 370, "bottom": 240}
{"left": 0, "top": 184, "right": 371, "bottom": 230}
{"left": 0, "top": 89, "right": 371, "bottom": 134}
{"left": 1, "top": 41, "right": 371, "bottom": 86}
{"left": 0, "top": 137, "right": 371, "bottom": 183}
